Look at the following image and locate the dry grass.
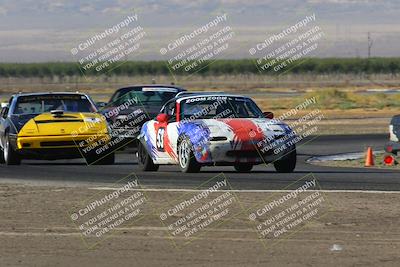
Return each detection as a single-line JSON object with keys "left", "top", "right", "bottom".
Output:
{"left": 255, "top": 88, "right": 400, "bottom": 111}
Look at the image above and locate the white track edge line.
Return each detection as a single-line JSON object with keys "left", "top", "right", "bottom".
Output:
{"left": 89, "top": 187, "right": 400, "bottom": 194}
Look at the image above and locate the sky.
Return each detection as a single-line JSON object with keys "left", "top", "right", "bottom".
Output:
{"left": 0, "top": 0, "right": 399, "bottom": 62}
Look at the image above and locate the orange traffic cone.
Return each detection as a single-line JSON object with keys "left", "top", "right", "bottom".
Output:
{"left": 365, "top": 147, "right": 374, "bottom": 167}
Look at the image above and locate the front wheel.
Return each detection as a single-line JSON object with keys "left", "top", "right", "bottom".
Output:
{"left": 138, "top": 142, "right": 159, "bottom": 171}
{"left": 178, "top": 136, "right": 201, "bottom": 173}
{"left": 234, "top": 163, "right": 253, "bottom": 172}
{"left": 3, "top": 134, "right": 21, "bottom": 165}
{"left": 274, "top": 149, "right": 296, "bottom": 173}
{"left": 0, "top": 140, "right": 5, "bottom": 164}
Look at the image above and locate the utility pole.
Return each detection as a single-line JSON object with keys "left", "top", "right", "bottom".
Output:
{"left": 367, "top": 32, "right": 373, "bottom": 58}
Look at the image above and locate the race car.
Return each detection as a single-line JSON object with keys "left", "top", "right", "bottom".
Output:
{"left": 0, "top": 92, "right": 114, "bottom": 165}
{"left": 137, "top": 93, "right": 297, "bottom": 173}
{"left": 384, "top": 115, "right": 400, "bottom": 165}
{"left": 101, "top": 85, "right": 186, "bottom": 148}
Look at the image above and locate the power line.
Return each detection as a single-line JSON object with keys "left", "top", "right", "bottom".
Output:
{"left": 367, "top": 32, "right": 373, "bottom": 58}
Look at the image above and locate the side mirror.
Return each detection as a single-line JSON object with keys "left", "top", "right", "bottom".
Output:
{"left": 263, "top": 111, "right": 274, "bottom": 119}
{"left": 156, "top": 113, "right": 169, "bottom": 123}
{"left": 1, "top": 102, "right": 9, "bottom": 108}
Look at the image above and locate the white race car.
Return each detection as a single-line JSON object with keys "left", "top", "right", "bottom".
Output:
{"left": 137, "top": 93, "right": 297, "bottom": 173}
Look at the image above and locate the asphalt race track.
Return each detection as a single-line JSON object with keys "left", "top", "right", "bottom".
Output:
{"left": 0, "top": 133, "right": 398, "bottom": 191}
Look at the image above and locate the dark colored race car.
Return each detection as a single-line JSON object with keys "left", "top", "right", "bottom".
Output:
{"left": 101, "top": 85, "right": 186, "bottom": 148}
{"left": 0, "top": 92, "right": 114, "bottom": 165}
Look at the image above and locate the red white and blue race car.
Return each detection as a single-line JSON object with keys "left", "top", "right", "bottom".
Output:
{"left": 137, "top": 93, "right": 297, "bottom": 173}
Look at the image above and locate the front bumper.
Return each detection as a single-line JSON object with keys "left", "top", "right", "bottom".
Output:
{"left": 16, "top": 134, "right": 110, "bottom": 149}
{"left": 14, "top": 134, "right": 112, "bottom": 160}
{"left": 195, "top": 140, "right": 295, "bottom": 164}
{"left": 16, "top": 148, "right": 83, "bottom": 160}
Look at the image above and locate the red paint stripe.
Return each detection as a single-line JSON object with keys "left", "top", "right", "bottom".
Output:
{"left": 220, "top": 119, "right": 263, "bottom": 150}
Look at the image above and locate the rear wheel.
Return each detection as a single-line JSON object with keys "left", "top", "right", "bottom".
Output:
{"left": 138, "top": 142, "right": 159, "bottom": 171}
{"left": 274, "top": 149, "right": 296, "bottom": 173}
{"left": 178, "top": 136, "right": 201, "bottom": 173}
{"left": 0, "top": 145, "right": 5, "bottom": 163}
{"left": 234, "top": 163, "right": 253, "bottom": 172}
{"left": 3, "top": 134, "right": 21, "bottom": 165}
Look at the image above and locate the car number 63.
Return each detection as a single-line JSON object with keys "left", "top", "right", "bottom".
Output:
{"left": 156, "top": 127, "right": 165, "bottom": 151}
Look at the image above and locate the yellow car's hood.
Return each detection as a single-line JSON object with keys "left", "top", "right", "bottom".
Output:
{"left": 18, "top": 112, "right": 108, "bottom": 136}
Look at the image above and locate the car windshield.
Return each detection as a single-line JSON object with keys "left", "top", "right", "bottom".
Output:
{"left": 110, "top": 88, "right": 178, "bottom": 106}
{"left": 181, "top": 96, "right": 264, "bottom": 120}
{"left": 13, "top": 94, "right": 95, "bottom": 115}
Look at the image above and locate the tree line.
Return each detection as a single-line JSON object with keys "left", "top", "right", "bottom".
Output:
{"left": 0, "top": 58, "right": 399, "bottom": 77}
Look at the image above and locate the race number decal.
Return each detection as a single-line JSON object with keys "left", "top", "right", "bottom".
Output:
{"left": 156, "top": 127, "right": 165, "bottom": 151}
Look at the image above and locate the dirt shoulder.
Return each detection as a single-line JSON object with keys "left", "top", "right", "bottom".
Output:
{"left": 1, "top": 183, "right": 399, "bottom": 267}
{"left": 280, "top": 109, "right": 393, "bottom": 135}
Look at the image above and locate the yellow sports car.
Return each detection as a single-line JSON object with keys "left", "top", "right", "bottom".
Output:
{"left": 0, "top": 92, "right": 114, "bottom": 165}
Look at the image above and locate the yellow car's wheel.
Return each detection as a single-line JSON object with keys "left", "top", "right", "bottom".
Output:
{"left": 4, "top": 133, "right": 21, "bottom": 165}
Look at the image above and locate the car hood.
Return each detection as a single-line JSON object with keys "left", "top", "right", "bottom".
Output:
{"left": 16, "top": 112, "right": 107, "bottom": 136}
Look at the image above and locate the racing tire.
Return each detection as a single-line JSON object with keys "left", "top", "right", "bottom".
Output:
{"left": 178, "top": 136, "right": 201, "bottom": 173}
{"left": 234, "top": 163, "right": 253, "bottom": 173}
{"left": 3, "top": 134, "right": 21, "bottom": 165}
{"left": 274, "top": 148, "right": 296, "bottom": 173}
{"left": 0, "top": 141, "right": 5, "bottom": 163}
{"left": 138, "top": 142, "right": 159, "bottom": 171}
